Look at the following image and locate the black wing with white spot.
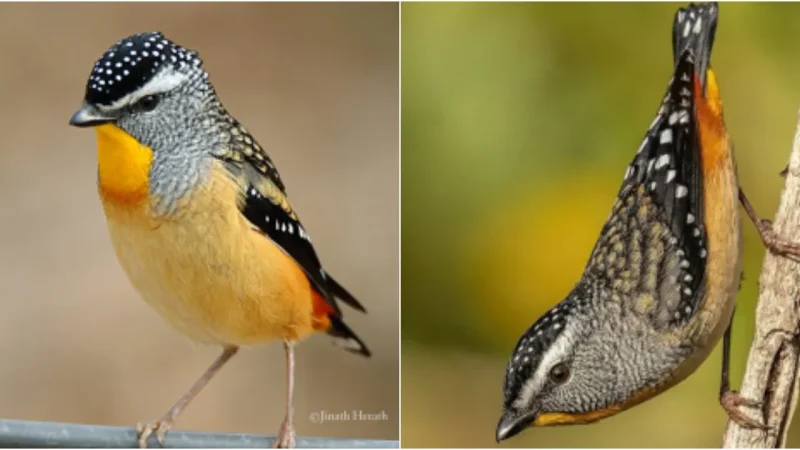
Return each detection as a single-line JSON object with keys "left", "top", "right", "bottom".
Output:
{"left": 235, "top": 161, "right": 369, "bottom": 357}
{"left": 238, "top": 183, "right": 340, "bottom": 310}
{"left": 229, "top": 152, "right": 367, "bottom": 317}
{"left": 620, "top": 52, "right": 705, "bottom": 265}
{"left": 587, "top": 50, "right": 707, "bottom": 328}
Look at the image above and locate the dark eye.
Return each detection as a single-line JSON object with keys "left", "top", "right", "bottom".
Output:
{"left": 548, "top": 362, "right": 571, "bottom": 385}
{"left": 138, "top": 95, "right": 160, "bottom": 112}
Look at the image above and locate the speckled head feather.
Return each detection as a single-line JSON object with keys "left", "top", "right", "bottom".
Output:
{"left": 502, "top": 283, "right": 592, "bottom": 408}
{"left": 85, "top": 31, "right": 203, "bottom": 106}
{"left": 503, "top": 306, "right": 568, "bottom": 406}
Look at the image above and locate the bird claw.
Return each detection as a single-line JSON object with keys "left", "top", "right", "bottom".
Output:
{"left": 720, "top": 390, "right": 769, "bottom": 430}
{"left": 272, "top": 419, "right": 296, "bottom": 448}
{"left": 136, "top": 418, "right": 174, "bottom": 448}
{"left": 755, "top": 220, "right": 800, "bottom": 258}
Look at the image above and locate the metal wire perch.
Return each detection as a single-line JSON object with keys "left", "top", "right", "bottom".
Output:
{"left": 0, "top": 419, "right": 399, "bottom": 448}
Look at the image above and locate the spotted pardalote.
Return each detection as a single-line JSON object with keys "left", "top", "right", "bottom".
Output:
{"left": 70, "top": 31, "right": 371, "bottom": 448}
{"left": 497, "top": 2, "right": 747, "bottom": 441}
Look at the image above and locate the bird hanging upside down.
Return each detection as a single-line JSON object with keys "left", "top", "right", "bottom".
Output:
{"left": 496, "top": 3, "right": 780, "bottom": 442}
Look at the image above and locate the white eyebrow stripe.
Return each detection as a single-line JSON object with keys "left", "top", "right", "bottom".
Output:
{"left": 513, "top": 324, "right": 576, "bottom": 410}
{"left": 96, "top": 68, "right": 187, "bottom": 111}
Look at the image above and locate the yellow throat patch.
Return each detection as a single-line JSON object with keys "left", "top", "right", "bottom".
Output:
{"left": 94, "top": 124, "right": 154, "bottom": 204}
{"left": 532, "top": 385, "right": 658, "bottom": 427}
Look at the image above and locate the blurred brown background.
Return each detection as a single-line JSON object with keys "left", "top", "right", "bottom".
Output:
{"left": 0, "top": 2, "right": 397, "bottom": 442}
{"left": 402, "top": 2, "right": 800, "bottom": 448}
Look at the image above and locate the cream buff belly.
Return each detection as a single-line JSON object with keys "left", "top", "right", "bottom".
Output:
{"left": 96, "top": 127, "right": 316, "bottom": 346}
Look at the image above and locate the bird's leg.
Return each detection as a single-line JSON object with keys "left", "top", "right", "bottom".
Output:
{"left": 739, "top": 187, "right": 800, "bottom": 258}
{"left": 719, "top": 318, "right": 768, "bottom": 429}
{"left": 137, "top": 346, "right": 239, "bottom": 448}
{"left": 273, "top": 341, "right": 297, "bottom": 448}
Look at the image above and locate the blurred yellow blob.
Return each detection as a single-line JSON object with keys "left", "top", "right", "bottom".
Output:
{"left": 462, "top": 171, "right": 622, "bottom": 345}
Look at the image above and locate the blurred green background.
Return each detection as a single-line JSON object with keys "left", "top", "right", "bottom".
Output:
{"left": 401, "top": 2, "right": 800, "bottom": 447}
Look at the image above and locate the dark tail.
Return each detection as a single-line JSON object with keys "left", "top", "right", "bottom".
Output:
{"left": 672, "top": 2, "right": 718, "bottom": 89}
{"left": 328, "top": 275, "right": 367, "bottom": 313}
{"left": 328, "top": 314, "right": 371, "bottom": 357}
{"left": 323, "top": 273, "right": 370, "bottom": 357}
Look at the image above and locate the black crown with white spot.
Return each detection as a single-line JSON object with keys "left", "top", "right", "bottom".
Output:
{"left": 502, "top": 284, "right": 592, "bottom": 407}
{"left": 84, "top": 31, "right": 202, "bottom": 106}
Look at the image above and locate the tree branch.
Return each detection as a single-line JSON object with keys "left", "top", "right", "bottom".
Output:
{"left": 722, "top": 113, "right": 800, "bottom": 448}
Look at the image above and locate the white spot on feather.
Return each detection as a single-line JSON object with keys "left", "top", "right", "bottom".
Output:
{"left": 693, "top": 17, "right": 703, "bottom": 34}
{"left": 660, "top": 129, "right": 673, "bottom": 144}
{"left": 655, "top": 154, "right": 671, "bottom": 169}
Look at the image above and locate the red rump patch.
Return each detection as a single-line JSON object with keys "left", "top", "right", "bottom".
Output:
{"left": 311, "top": 290, "right": 335, "bottom": 331}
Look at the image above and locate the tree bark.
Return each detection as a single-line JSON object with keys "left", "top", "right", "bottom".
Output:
{"left": 722, "top": 113, "right": 800, "bottom": 448}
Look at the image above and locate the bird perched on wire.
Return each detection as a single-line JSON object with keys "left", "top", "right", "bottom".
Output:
{"left": 69, "top": 31, "right": 370, "bottom": 448}
{"left": 496, "top": 3, "right": 762, "bottom": 442}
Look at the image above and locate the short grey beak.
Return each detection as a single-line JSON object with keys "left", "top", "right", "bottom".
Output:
{"left": 496, "top": 409, "right": 536, "bottom": 442}
{"left": 69, "top": 104, "right": 113, "bottom": 128}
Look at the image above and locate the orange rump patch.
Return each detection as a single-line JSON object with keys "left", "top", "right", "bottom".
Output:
{"left": 693, "top": 70, "right": 730, "bottom": 172}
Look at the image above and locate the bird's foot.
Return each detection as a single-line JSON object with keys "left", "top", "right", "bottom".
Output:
{"left": 136, "top": 416, "right": 175, "bottom": 448}
{"left": 720, "top": 390, "right": 769, "bottom": 430}
{"left": 272, "top": 418, "right": 296, "bottom": 448}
